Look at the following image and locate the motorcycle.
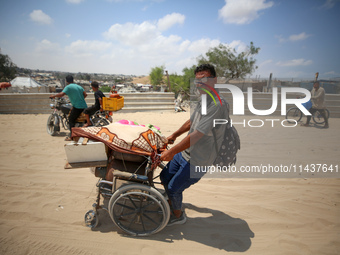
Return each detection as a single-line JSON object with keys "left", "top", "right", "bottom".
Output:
{"left": 47, "top": 97, "right": 112, "bottom": 136}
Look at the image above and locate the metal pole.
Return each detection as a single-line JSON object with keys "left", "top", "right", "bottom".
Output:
{"left": 266, "top": 73, "right": 272, "bottom": 92}
{"left": 165, "top": 70, "right": 171, "bottom": 92}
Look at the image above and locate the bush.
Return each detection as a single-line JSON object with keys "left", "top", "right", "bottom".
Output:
{"left": 100, "top": 86, "right": 111, "bottom": 92}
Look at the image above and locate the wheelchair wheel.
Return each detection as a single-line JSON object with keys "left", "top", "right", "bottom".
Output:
{"left": 84, "top": 209, "right": 99, "bottom": 229}
{"left": 108, "top": 183, "right": 170, "bottom": 236}
{"left": 286, "top": 107, "right": 302, "bottom": 123}
{"left": 312, "top": 109, "right": 330, "bottom": 124}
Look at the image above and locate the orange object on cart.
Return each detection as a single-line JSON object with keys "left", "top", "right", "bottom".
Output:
{"left": 102, "top": 95, "right": 124, "bottom": 111}
{"left": 110, "top": 91, "right": 120, "bottom": 98}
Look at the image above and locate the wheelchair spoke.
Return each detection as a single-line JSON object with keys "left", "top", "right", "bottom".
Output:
{"left": 127, "top": 195, "right": 138, "bottom": 209}
{"left": 120, "top": 211, "right": 138, "bottom": 217}
{"left": 127, "top": 213, "right": 138, "bottom": 229}
{"left": 143, "top": 209, "right": 163, "bottom": 214}
{"left": 141, "top": 200, "right": 155, "bottom": 210}
{"left": 141, "top": 213, "right": 160, "bottom": 226}
{"left": 140, "top": 215, "right": 146, "bottom": 232}
{"left": 115, "top": 202, "right": 135, "bottom": 211}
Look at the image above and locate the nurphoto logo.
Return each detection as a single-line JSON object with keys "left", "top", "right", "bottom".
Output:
{"left": 199, "top": 84, "right": 312, "bottom": 128}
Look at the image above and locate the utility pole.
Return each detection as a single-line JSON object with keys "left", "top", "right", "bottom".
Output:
{"left": 266, "top": 73, "right": 272, "bottom": 92}
{"left": 165, "top": 70, "right": 171, "bottom": 92}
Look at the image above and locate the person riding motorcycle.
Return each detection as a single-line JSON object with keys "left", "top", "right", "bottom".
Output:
{"left": 49, "top": 75, "right": 87, "bottom": 140}
{"left": 84, "top": 81, "right": 105, "bottom": 127}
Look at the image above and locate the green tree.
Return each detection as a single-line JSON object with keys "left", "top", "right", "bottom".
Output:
{"left": 168, "top": 65, "right": 196, "bottom": 99}
{"left": 0, "top": 49, "right": 17, "bottom": 81}
{"left": 100, "top": 86, "right": 112, "bottom": 92}
{"left": 198, "top": 42, "right": 260, "bottom": 79}
{"left": 182, "top": 65, "right": 196, "bottom": 89}
{"left": 84, "top": 73, "right": 91, "bottom": 81}
{"left": 149, "top": 66, "right": 165, "bottom": 86}
{"left": 168, "top": 73, "right": 184, "bottom": 96}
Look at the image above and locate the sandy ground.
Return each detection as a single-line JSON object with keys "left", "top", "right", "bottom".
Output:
{"left": 0, "top": 112, "right": 339, "bottom": 255}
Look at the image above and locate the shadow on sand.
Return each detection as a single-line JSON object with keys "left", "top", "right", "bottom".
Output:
{"left": 93, "top": 202, "right": 254, "bottom": 252}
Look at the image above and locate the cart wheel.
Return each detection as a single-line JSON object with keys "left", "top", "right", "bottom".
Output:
{"left": 84, "top": 210, "right": 99, "bottom": 229}
{"left": 286, "top": 107, "right": 302, "bottom": 123}
{"left": 108, "top": 183, "right": 170, "bottom": 236}
{"left": 312, "top": 109, "right": 329, "bottom": 124}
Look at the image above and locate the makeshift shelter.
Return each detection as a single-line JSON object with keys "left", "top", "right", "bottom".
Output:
{"left": 10, "top": 77, "right": 45, "bottom": 88}
{"left": 9, "top": 77, "right": 48, "bottom": 93}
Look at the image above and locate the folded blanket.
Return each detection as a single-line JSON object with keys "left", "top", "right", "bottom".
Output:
{"left": 71, "top": 122, "right": 168, "bottom": 156}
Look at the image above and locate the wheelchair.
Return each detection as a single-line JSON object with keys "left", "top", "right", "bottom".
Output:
{"left": 68, "top": 123, "right": 170, "bottom": 236}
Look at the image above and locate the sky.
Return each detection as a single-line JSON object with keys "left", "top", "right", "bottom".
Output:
{"left": 0, "top": 0, "right": 339, "bottom": 80}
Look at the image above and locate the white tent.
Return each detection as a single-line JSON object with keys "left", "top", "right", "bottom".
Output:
{"left": 6, "top": 77, "right": 49, "bottom": 93}
{"left": 10, "top": 77, "right": 46, "bottom": 88}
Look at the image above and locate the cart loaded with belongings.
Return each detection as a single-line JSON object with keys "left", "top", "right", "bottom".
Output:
{"left": 64, "top": 121, "right": 170, "bottom": 236}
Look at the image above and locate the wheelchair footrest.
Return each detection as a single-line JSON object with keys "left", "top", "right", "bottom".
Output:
{"left": 113, "top": 170, "right": 148, "bottom": 182}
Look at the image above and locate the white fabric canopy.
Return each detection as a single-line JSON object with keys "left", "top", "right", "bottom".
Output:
{"left": 10, "top": 77, "right": 46, "bottom": 87}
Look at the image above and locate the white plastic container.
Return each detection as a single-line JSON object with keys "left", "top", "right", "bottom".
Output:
{"left": 64, "top": 138, "right": 107, "bottom": 163}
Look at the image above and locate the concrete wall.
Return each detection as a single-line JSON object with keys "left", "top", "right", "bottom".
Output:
{"left": 0, "top": 92, "right": 339, "bottom": 118}
{"left": 0, "top": 86, "right": 50, "bottom": 93}
{"left": 220, "top": 92, "right": 340, "bottom": 118}
{"left": 0, "top": 92, "right": 176, "bottom": 114}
